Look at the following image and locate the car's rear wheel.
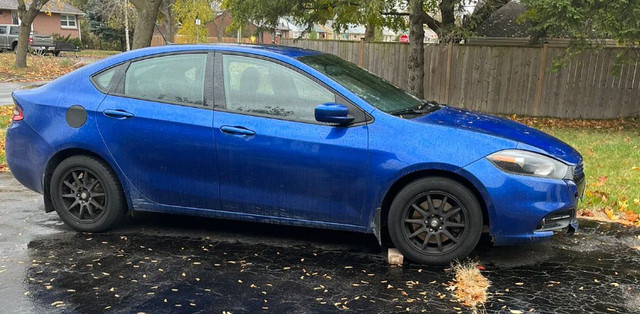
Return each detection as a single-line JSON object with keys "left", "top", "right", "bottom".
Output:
{"left": 50, "top": 155, "right": 126, "bottom": 232}
{"left": 388, "top": 177, "right": 482, "bottom": 265}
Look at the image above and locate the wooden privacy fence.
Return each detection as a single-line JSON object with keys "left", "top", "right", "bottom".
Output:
{"left": 281, "top": 39, "right": 640, "bottom": 119}
{"left": 150, "top": 34, "right": 252, "bottom": 47}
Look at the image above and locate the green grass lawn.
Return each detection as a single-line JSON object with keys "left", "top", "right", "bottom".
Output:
{"left": 534, "top": 122, "right": 640, "bottom": 218}
{"left": 0, "top": 104, "right": 638, "bottom": 216}
{"left": 0, "top": 105, "right": 11, "bottom": 170}
{"left": 75, "top": 49, "right": 121, "bottom": 58}
{"left": 509, "top": 117, "right": 640, "bottom": 219}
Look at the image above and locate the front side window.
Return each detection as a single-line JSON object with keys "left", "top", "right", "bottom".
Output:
{"left": 298, "top": 53, "right": 424, "bottom": 114}
{"left": 61, "top": 14, "right": 77, "bottom": 28}
{"left": 0, "top": 27, "right": 6, "bottom": 35}
{"left": 124, "top": 54, "right": 207, "bottom": 106}
{"left": 222, "top": 54, "right": 335, "bottom": 123}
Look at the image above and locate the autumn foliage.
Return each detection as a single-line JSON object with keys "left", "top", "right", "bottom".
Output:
{"left": 0, "top": 53, "right": 78, "bottom": 82}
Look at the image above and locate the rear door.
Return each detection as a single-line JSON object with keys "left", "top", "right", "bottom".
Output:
{"left": 95, "top": 52, "right": 220, "bottom": 210}
{"left": 9, "top": 26, "right": 19, "bottom": 48}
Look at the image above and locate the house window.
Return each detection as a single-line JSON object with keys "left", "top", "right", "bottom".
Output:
{"left": 11, "top": 10, "right": 18, "bottom": 24}
{"left": 61, "top": 14, "right": 77, "bottom": 28}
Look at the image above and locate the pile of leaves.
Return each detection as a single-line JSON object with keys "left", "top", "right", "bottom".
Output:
{"left": 508, "top": 115, "right": 640, "bottom": 131}
{"left": 448, "top": 261, "right": 490, "bottom": 312}
{"left": 0, "top": 53, "right": 78, "bottom": 82}
{"left": 0, "top": 105, "right": 13, "bottom": 171}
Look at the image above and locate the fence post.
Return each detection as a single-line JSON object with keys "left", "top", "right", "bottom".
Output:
{"left": 444, "top": 42, "right": 454, "bottom": 104}
{"left": 358, "top": 38, "right": 365, "bottom": 67}
{"left": 534, "top": 43, "right": 549, "bottom": 116}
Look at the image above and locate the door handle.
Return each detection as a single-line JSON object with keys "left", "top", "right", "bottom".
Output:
{"left": 220, "top": 125, "right": 255, "bottom": 136}
{"left": 103, "top": 109, "right": 134, "bottom": 119}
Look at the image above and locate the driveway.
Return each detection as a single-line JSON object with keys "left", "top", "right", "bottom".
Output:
{"left": 1, "top": 171, "right": 639, "bottom": 313}
{"left": 0, "top": 81, "right": 49, "bottom": 105}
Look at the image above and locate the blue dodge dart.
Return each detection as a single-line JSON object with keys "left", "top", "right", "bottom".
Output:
{"left": 5, "top": 44, "right": 584, "bottom": 264}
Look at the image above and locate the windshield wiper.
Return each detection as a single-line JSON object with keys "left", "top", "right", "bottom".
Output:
{"left": 390, "top": 100, "right": 442, "bottom": 116}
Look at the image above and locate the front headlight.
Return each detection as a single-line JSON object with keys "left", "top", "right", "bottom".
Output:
{"left": 487, "top": 150, "right": 570, "bottom": 180}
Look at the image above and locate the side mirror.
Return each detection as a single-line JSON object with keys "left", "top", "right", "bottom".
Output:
{"left": 314, "top": 103, "right": 354, "bottom": 125}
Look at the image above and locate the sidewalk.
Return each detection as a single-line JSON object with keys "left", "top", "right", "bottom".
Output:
{"left": 0, "top": 81, "right": 50, "bottom": 105}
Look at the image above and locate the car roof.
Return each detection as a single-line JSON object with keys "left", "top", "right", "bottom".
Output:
{"left": 124, "top": 43, "right": 322, "bottom": 58}
{"left": 77, "top": 44, "right": 325, "bottom": 83}
{"left": 215, "top": 43, "right": 322, "bottom": 58}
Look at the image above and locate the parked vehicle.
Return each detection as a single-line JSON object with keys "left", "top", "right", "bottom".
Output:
{"left": 0, "top": 24, "right": 21, "bottom": 51}
{"left": 0, "top": 24, "right": 75, "bottom": 55}
{"left": 5, "top": 45, "right": 585, "bottom": 265}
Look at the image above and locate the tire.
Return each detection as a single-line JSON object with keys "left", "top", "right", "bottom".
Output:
{"left": 50, "top": 155, "right": 126, "bottom": 232}
{"left": 388, "top": 177, "right": 483, "bottom": 265}
{"left": 11, "top": 42, "right": 17, "bottom": 51}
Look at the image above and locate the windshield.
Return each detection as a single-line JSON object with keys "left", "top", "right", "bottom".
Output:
{"left": 297, "top": 53, "right": 424, "bottom": 113}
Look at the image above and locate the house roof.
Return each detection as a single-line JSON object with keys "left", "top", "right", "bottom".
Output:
{"left": 474, "top": 1, "right": 532, "bottom": 38}
{"left": 0, "top": 0, "right": 85, "bottom": 15}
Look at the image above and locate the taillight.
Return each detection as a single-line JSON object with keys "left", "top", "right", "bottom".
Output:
{"left": 28, "top": 37, "right": 33, "bottom": 44}
{"left": 12, "top": 105, "right": 24, "bottom": 121}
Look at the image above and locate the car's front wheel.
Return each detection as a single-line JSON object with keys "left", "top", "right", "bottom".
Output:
{"left": 388, "top": 177, "right": 483, "bottom": 265}
{"left": 50, "top": 155, "right": 126, "bottom": 232}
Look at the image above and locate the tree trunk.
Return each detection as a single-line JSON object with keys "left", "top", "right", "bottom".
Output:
{"left": 408, "top": 0, "right": 425, "bottom": 98}
{"left": 15, "top": 0, "right": 49, "bottom": 68}
{"left": 130, "top": 0, "right": 162, "bottom": 49}
{"left": 15, "top": 23, "right": 31, "bottom": 68}
{"left": 364, "top": 21, "right": 375, "bottom": 42}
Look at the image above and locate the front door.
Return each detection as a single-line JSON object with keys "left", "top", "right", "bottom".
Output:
{"left": 213, "top": 53, "right": 369, "bottom": 225}
{"left": 96, "top": 52, "right": 220, "bottom": 210}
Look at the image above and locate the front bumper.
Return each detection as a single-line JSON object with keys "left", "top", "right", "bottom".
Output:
{"left": 463, "top": 158, "right": 581, "bottom": 246}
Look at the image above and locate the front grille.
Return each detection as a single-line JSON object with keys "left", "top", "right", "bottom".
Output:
{"left": 574, "top": 162, "right": 586, "bottom": 199}
{"left": 574, "top": 162, "right": 584, "bottom": 183}
{"left": 536, "top": 209, "right": 575, "bottom": 231}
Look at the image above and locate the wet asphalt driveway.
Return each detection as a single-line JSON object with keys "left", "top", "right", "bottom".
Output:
{"left": 1, "top": 171, "right": 640, "bottom": 313}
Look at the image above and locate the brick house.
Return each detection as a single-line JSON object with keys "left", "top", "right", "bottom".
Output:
{"left": 207, "top": 12, "right": 275, "bottom": 44}
{"left": 0, "top": 0, "right": 84, "bottom": 39}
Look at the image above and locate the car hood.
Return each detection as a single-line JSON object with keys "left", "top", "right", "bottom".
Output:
{"left": 414, "top": 106, "right": 582, "bottom": 165}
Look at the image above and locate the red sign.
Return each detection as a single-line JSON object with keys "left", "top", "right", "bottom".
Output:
{"left": 399, "top": 34, "right": 409, "bottom": 43}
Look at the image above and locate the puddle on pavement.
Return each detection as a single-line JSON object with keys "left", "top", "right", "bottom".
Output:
{"left": 22, "top": 217, "right": 640, "bottom": 313}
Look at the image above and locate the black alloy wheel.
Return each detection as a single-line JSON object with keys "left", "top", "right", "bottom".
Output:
{"left": 50, "top": 155, "right": 126, "bottom": 232}
{"left": 402, "top": 192, "right": 468, "bottom": 254}
{"left": 58, "top": 168, "right": 107, "bottom": 222}
{"left": 388, "top": 177, "right": 482, "bottom": 265}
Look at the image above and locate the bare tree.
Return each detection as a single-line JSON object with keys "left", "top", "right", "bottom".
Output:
{"left": 158, "top": 0, "right": 178, "bottom": 42}
{"left": 94, "top": 0, "right": 136, "bottom": 51}
{"left": 15, "top": 0, "right": 51, "bottom": 68}
{"left": 129, "top": 0, "right": 162, "bottom": 49}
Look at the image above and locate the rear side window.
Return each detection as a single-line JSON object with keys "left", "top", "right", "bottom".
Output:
{"left": 124, "top": 54, "right": 207, "bottom": 106}
{"left": 9, "top": 26, "right": 18, "bottom": 35}
{"left": 92, "top": 66, "right": 119, "bottom": 92}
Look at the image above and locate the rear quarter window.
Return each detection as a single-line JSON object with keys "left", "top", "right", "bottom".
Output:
{"left": 91, "top": 65, "right": 123, "bottom": 93}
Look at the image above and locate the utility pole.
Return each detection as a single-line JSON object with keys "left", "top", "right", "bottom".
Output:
{"left": 195, "top": 18, "right": 201, "bottom": 43}
{"left": 123, "top": 0, "right": 130, "bottom": 50}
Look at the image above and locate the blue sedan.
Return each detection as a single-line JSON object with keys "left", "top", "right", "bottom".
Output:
{"left": 5, "top": 44, "right": 584, "bottom": 264}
